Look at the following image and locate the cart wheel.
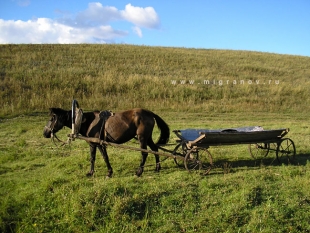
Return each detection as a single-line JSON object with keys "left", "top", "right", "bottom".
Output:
{"left": 276, "top": 138, "right": 296, "bottom": 164}
{"left": 248, "top": 143, "right": 270, "bottom": 159}
{"left": 172, "top": 142, "right": 189, "bottom": 168}
{"left": 185, "top": 148, "right": 213, "bottom": 175}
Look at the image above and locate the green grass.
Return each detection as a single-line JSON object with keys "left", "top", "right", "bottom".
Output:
{"left": 1, "top": 44, "right": 310, "bottom": 232}
{"left": 1, "top": 113, "right": 310, "bottom": 232}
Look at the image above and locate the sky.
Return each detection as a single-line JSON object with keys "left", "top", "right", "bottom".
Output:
{"left": 0, "top": 0, "right": 309, "bottom": 57}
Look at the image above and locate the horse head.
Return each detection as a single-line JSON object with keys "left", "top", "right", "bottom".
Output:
{"left": 43, "top": 108, "right": 70, "bottom": 138}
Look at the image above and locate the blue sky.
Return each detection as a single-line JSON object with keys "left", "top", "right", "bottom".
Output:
{"left": 1, "top": 0, "right": 309, "bottom": 57}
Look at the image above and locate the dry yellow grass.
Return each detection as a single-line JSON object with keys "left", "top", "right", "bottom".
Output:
{"left": 0, "top": 44, "right": 309, "bottom": 117}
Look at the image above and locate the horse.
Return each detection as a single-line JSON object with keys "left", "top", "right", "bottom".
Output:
{"left": 43, "top": 107, "right": 170, "bottom": 177}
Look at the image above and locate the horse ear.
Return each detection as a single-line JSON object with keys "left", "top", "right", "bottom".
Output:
{"left": 49, "top": 108, "right": 54, "bottom": 115}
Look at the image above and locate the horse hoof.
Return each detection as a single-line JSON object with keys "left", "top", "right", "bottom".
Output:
{"left": 86, "top": 172, "right": 94, "bottom": 177}
{"left": 135, "top": 171, "right": 142, "bottom": 177}
{"left": 136, "top": 167, "right": 143, "bottom": 177}
{"left": 155, "top": 163, "right": 161, "bottom": 173}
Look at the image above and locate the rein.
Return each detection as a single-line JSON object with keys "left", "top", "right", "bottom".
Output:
{"left": 45, "top": 114, "right": 70, "bottom": 147}
{"left": 51, "top": 132, "right": 70, "bottom": 147}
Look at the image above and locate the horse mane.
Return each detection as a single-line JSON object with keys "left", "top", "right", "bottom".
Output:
{"left": 49, "top": 108, "right": 68, "bottom": 116}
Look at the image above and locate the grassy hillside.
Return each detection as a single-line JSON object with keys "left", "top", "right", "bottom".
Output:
{"left": 1, "top": 44, "right": 310, "bottom": 117}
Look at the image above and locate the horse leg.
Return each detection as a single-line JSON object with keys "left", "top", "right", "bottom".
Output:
{"left": 98, "top": 146, "right": 113, "bottom": 178}
{"left": 148, "top": 138, "right": 161, "bottom": 172}
{"left": 87, "top": 143, "right": 97, "bottom": 176}
{"left": 136, "top": 135, "right": 148, "bottom": 177}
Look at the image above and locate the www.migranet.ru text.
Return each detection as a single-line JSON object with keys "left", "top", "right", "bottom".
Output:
{"left": 171, "top": 80, "right": 280, "bottom": 85}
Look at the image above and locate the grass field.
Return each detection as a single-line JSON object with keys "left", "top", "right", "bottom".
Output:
{"left": 1, "top": 45, "right": 310, "bottom": 232}
{"left": 1, "top": 44, "right": 310, "bottom": 116}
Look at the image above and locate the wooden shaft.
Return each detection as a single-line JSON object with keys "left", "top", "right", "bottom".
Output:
{"left": 76, "top": 135, "right": 185, "bottom": 161}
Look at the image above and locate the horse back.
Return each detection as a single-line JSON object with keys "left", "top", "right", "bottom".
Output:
{"left": 105, "top": 108, "right": 155, "bottom": 143}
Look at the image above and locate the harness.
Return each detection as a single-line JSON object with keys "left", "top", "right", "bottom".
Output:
{"left": 45, "top": 114, "right": 68, "bottom": 146}
{"left": 98, "top": 110, "right": 114, "bottom": 141}
{"left": 73, "top": 109, "right": 114, "bottom": 142}
{"left": 47, "top": 108, "right": 114, "bottom": 147}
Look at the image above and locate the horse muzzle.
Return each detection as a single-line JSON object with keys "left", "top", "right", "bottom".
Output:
{"left": 43, "top": 126, "right": 52, "bottom": 138}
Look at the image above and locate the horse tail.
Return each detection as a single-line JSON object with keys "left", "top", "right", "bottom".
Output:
{"left": 152, "top": 113, "right": 170, "bottom": 145}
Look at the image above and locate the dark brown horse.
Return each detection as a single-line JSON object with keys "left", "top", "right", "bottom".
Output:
{"left": 43, "top": 107, "right": 170, "bottom": 177}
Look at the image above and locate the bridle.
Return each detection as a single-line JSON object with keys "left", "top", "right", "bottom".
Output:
{"left": 44, "top": 114, "right": 57, "bottom": 135}
{"left": 45, "top": 114, "right": 68, "bottom": 146}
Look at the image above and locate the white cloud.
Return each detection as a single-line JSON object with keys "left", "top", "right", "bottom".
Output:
{"left": 132, "top": 26, "right": 143, "bottom": 38}
{"left": 121, "top": 4, "right": 160, "bottom": 29}
{"left": 0, "top": 2, "right": 160, "bottom": 44}
{"left": 72, "top": 3, "right": 121, "bottom": 27}
{"left": 0, "top": 18, "right": 127, "bottom": 44}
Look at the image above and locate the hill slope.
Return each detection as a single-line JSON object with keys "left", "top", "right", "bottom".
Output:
{"left": 1, "top": 44, "right": 309, "bottom": 116}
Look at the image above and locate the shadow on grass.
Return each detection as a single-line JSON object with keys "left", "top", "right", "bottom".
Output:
{"left": 84, "top": 152, "right": 310, "bottom": 178}
{"left": 209, "top": 152, "right": 310, "bottom": 175}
